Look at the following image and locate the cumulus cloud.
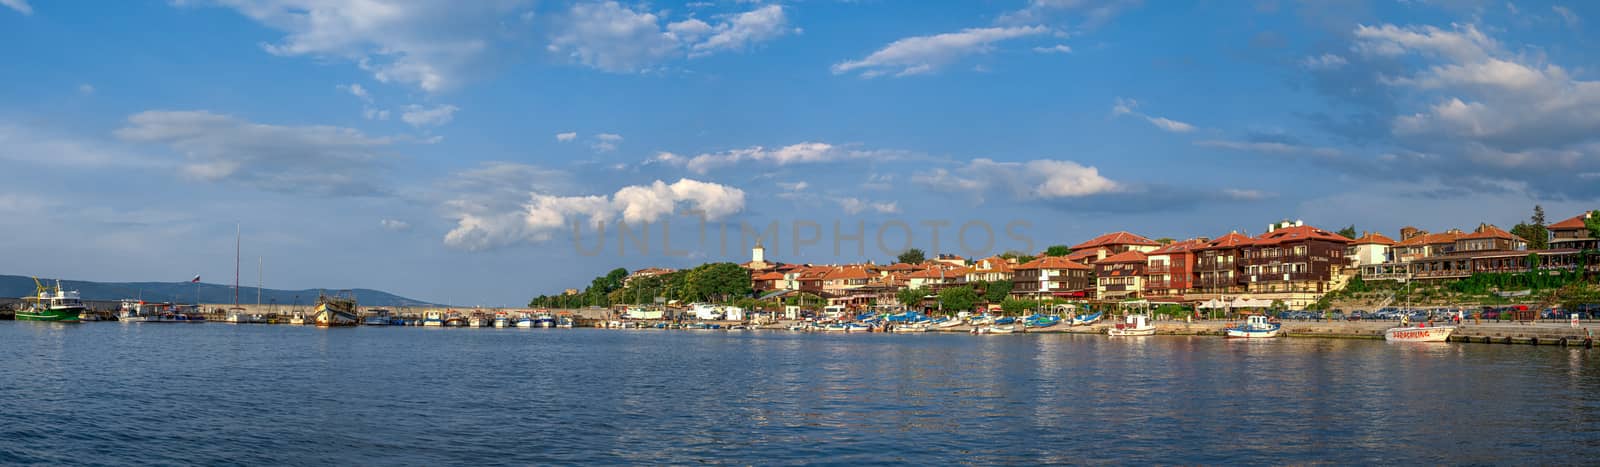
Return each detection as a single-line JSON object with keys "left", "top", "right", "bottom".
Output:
{"left": 831, "top": 26, "right": 1048, "bottom": 78}
{"left": 0, "top": 122, "right": 159, "bottom": 169}
{"left": 1, "top": 0, "right": 31, "bottom": 15}
{"left": 654, "top": 142, "right": 896, "bottom": 173}
{"left": 440, "top": 164, "right": 746, "bottom": 251}
{"left": 1111, "top": 98, "right": 1197, "bottom": 133}
{"left": 835, "top": 197, "right": 899, "bottom": 215}
{"left": 547, "top": 2, "right": 793, "bottom": 72}
{"left": 555, "top": 132, "right": 578, "bottom": 142}
{"left": 1033, "top": 44, "right": 1072, "bottom": 54}
{"left": 183, "top": 0, "right": 530, "bottom": 92}
{"left": 1300, "top": 53, "right": 1348, "bottom": 70}
{"left": 400, "top": 104, "right": 459, "bottom": 128}
{"left": 912, "top": 158, "right": 1121, "bottom": 201}
{"left": 113, "top": 110, "right": 400, "bottom": 196}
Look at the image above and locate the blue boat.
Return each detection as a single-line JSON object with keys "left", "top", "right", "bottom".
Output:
{"left": 994, "top": 316, "right": 1016, "bottom": 325}
{"left": 362, "top": 308, "right": 392, "bottom": 326}
{"left": 1071, "top": 312, "right": 1103, "bottom": 326}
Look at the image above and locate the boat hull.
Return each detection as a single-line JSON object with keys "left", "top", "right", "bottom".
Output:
{"left": 16, "top": 308, "right": 83, "bottom": 322}
{"left": 1385, "top": 326, "right": 1455, "bottom": 342}
{"left": 1107, "top": 327, "right": 1156, "bottom": 336}
{"left": 1225, "top": 328, "right": 1281, "bottom": 338}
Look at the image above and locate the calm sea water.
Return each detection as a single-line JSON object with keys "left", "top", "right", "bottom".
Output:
{"left": 3, "top": 322, "right": 1599, "bottom": 465}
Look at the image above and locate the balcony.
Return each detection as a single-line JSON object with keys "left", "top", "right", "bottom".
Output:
{"left": 1145, "top": 265, "right": 1170, "bottom": 273}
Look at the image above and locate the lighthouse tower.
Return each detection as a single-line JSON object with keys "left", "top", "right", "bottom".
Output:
{"left": 749, "top": 240, "right": 770, "bottom": 269}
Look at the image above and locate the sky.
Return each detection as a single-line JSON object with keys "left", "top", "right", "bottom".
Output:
{"left": 2, "top": 0, "right": 1599, "bottom": 306}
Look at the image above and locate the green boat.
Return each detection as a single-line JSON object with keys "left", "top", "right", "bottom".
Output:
{"left": 16, "top": 278, "right": 85, "bottom": 323}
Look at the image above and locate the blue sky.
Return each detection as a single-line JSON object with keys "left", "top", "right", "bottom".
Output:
{"left": 3, "top": 0, "right": 1598, "bottom": 306}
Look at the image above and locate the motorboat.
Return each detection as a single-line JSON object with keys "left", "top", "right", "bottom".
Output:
{"left": 288, "top": 313, "right": 307, "bottom": 325}
{"left": 1071, "top": 312, "right": 1104, "bottom": 326}
{"left": 1107, "top": 314, "right": 1156, "bottom": 337}
{"left": 422, "top": 311, "right": 445, "bottom": 327}
{"left": 972, "top": 325, "right": 1017, "bottom": 335}
{"left": 467, "top": 313, "right": 487, "bottom": 328}
{"left": 556, "top": 315, "right": 574, "bottom": 328}
{"left": 514, "top": 313, "right": 535, "bottom": 328}
{"left": 493, "top": 312, "right": 510, "bottom": 328}
{"left": 1385, "top": 323, "right": 1456, "bottom": 342}
{"left": 1225, "top": 315, "right": 1282, "bottom": 339}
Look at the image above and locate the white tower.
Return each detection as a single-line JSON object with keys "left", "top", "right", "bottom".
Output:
{"left": 752, "top": 239, "right": 766, "bottom": 264}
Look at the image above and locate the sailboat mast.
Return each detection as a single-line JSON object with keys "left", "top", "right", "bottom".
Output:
{"left": 234, "top": 223, "right": 241, "bottom": 308}
{"left": 257, "top": 257, "right": 262, "bottom": 307}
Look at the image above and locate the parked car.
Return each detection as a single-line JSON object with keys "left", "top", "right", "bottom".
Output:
{"left": 1348, "top": 310, "right": 1366, "bottom": 321}
{"left": 1482, "top": 310, "right": 1501, "bottom": 320}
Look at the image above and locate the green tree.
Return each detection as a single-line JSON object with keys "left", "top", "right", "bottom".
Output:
{"left": 998, "top": 250, "right": 1035, "bottom": 263}
{"left": 1154, "top": 237, "right": 1176, "bottom": 245}
{"left": 685, "top": 263, "right": 751, "bottom": 303}
{"left": 897, "top": 248, "right": 927, "bottom": 265}
{"left": 1533, "top": 205, "right": 1547, "bottom": 226}
{"left": 1512, "top": 223, "right": 1549, "bottom": 250}
{"left": 1587, "top": 210, "right": 1600, "bottom": 239}
{"left": 1044, "top": 245, "right": 1072, "bottom": 257}
{"left": 1000, "top": 298, "right": 1037, "bottom": 315}
{"left": 984, "top": 279, "right": 1013, "bottom": 303}
{"left": 898, "top": 287, "right": 928, "bottom": 309}
{"left": 938, "top": 286, "right": 980, "bottom": 313}
{"left": 1337, "top": 225, "right": 1358, "bottom": 239}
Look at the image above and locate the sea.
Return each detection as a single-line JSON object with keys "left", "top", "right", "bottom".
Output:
{"left": 3, "top": 322, "right": 1598, "bottom": 465}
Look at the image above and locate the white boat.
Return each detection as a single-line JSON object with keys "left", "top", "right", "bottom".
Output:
{"left": 968, "top": 315, "right": 996, "bottom": 326}
{"left": 515, "top": 313, "right": 535, "bottom": 328}
{"left": 225, "top": 308, "right": 252, "bottom": 323}
{"left": 118, "top": 299, "right": 178, "bottom": 323}
{"left": 1225, "top": 315, "right": 1282, "bottom": 339}
{"left": 422, "top": 311, "right": 444, "bottom": 327}
{"left": 1071, "top": 312, "right": 1104, "bottom": 326}
{"left": 556, "top": 316, "right": 574, "bottom": 328}
{"left": 1385, "top": 324, "right": 1456, "bottom": 342}
{"left": 891, "top": 322, "right": 929, "bottom": 333}
{"left": 468, "top": 314, "right": 487, "bottom": 328}
{"left": 972, "top": 325, "right": 1017, "bottom": 335}
{"left": 287, "top": 313, "right": 307, "bottom": 325}
{"left": 492, "top": 313, "right": 510, "bottom": 328}
{"left": 1107, "top": 314, "right": 1156, "bottom": 337}
{"left": 933, "top": 318, "right": 963, "bottom": 329}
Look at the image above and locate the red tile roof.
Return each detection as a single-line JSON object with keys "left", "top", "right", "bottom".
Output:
{"left": 1549, "top": 212, "right": 1593, "bottom": 230}
{"left": 1099, "top": 250, "right": 1148, "bottom": 263}
{"left": 1015, "top": 256, "right": 1092, "bottom": 270}
{"left": 1065, "top": 248, "right": 1103, "bottom": 262}
{"left": 1149, "top": 238, "right": 1207, "bottom": 255}
{"left": 822, "top": 266, "right": 873, "bottom": 280}
{"left": 1249, "top": 225, "right": 1350, "bottom": 247}
{"left": 1070, "top": 231, "right": 1159, "bottom": 250}
{"left": 1199, "top": 232, "right": 1253, "bottom": 250}
{"left": 880, "top": 263, "right": 921, "bottom": 271}
{"left": 1462, "top": 224, "right": 1517, "bottom": 240}
{"left": 752, "top": 271, "right": 785, "bottom": 280}
{"left": 1394, "top": 231, "right": 1462, "bottom": 247}
{"left": 1351, "top": 232, "right": 1397, "bottom": 245}
{"left": 973, "top": 256, "right": 1015, "bottom": 273}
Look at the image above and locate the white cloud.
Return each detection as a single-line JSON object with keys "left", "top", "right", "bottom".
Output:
{"left": 1300, "top": 53, "right": 1348, "bottom": 70}
{"left": 776, "top": 181, "right": 808, "bottom": 192}
{"left": 186, "top": 0, "right": 530, "bottom": 92}
{"left": 1552, "top": 6, "right": 1580, "bottom": 28}
{"left": 1, "top": 0, "right": 31, "bottom": 15}
{"left": 1222, "top": 188, "right": 1271, "bottom": 201}
{"left": 592, "top": 133, "right": 623, "bottom": 152}
{"left": 379, "top": 219, "right": 412, "bottom": 231}
{"left": 440, "top": 165, "right": 746, "bottom": 251}
{"left": 835, "top": 197, "right": 899, "bottom": 215}
{"left": 654, "top": 142, "right": 894, "bottom": 173}
{"left": 913, "top": 158, "right": 1121, "bottom": 200}
{"left": 363, "top": 108, "right": 390, "bottom": 121}
{"left": 555, "top": 132, "right": 578, "bottom": 142}
{"left": 996, "top": 0, "right": 1139, "bottom": 29}
{"left": 831, "top": 26, "right": 1048, "bottom": 78}
{"left": 113, "top": 110, "right": 400, "bottom": 196}
{"left": 0, "top": 122, "right": 159, "bottom": 169}
{"left": 548, "top": 2, "right": 792, "bottom": 72}
{"left": 1195, "top": 139, "right": 1341, "bottom": 157}
{"left": 1032, "top": 44, "right": 1072, "bottom": 54}
{"left": 1111, "top": 98, "right": 1196, "bottom": 133}
{"left": 1351, "top": 23, "right": 1494, "bottom": 63}
{"left": 400, "top": 104, "right": 459, "bottom": 128}
{"left": 338, "top": 83, "right": 371, "bottom": 102}
{"left": 77, "top": 84, "right": 95, "bottom": 95}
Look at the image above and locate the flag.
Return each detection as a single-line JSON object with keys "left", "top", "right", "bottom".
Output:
{"left": 191, "top": 275, "right": 201, "bottom": 283}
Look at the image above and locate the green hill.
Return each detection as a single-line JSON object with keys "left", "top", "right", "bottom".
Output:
{"left": 0, "top": 275, "right": 437, "bottom": 307}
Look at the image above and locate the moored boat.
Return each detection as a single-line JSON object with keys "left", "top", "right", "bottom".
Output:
{"left": 514, "top": 313, "right": 535, "bottom": 328}
{"left": 972, "top": 325, "right": 1017, "bottom": 334}
{"left": 533, "top": 311, "right": 555, "bottom": 328}
{"left": 362, "top": 308, "right": 392, "bottom": 326}
{"left": 1225, "top": 315, "right": 1281, "bottom": 339}
{"left": 17, "top": 278, "right": 85, "bottom": 322}
{"left": 1107, "top": 314, "right": 1156, "bottom": 337}
{"left": 1385, "top": 323, "right": 1455, "bottom": 342}
{"left": 442, "top": 311, "right": 466, "bottom": 327}
{"left": 422, "top": 311, "right": 444, "bottom": 327}
{"left": 492, "top": 312, "right": 510, "bottom": 328}
{"left": 1071, "top": 312, "right": 1104, "bottom": 326}
{"left": 467, "top": 313, "right": 487, "bottom": 328}
{"left": 933, "top": 318, "right": 963, "bottom": 329}
{"left": 288, "top": 312, "right": 308, "bottom": 325}
{"left": 312, "top": 291, "right": 360, "bottom": 327}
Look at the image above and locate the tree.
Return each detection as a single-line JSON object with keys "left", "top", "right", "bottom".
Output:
{"left": 1337, "top": 225, "right": 1358, "bottom": 239}
{"left": 998, "top": 250, "right": 1036, "bottom": 263}
{"left": 897, "top": 287, "right": 928, "bottom": 309}
{"left": 685, "top": 263, "right": 751, "bottom": 303}
{"left": 1533, "top": 205, "right": 1547, "bottom": 226}
{"left": 938, "top": 286, "right": 979, "bottom": 313}
{"left": 897, "top": 248, "right": 926, "bottom": 265}
{"left": 1511, "top": 223, "right": 1549, "bottom": 250}
{"left": 1587, "top": 211, "right": 1600, "bottom": 239}
{"left": 1000, "top": 298, "right": 1037, "bottom": 315}
{"left": 1044, "top": 245, "right": 1072, "bottom": 257}
{"left": 1154, "top": 238, "right": 1176, "bottom": 245}
{"left": 984, "top": 280, "right": 1013, "bottom": 303}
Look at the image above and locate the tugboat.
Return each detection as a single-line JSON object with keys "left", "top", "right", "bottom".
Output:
{"left": 312, "top": 290, "right": 360, "bottom": 327}
{"left": 17, "top": 278, "right": 85, "bottom": 322}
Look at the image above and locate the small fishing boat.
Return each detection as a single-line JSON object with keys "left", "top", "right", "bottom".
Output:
{"left": 891, "top": 322, "right": 929, "bottom": 333}
{"left": 968, "top": 315, "right": 996, "bottom": 326}
{"left": 443, "top": 311, "right": 466, "bottom": 327}
{"left": 934, "top": 318, "right": 963, "bottom": 329}
{"left": 1024, "top": 315, "right": 1062, "bottom": 328}
{"left": 19, "top": 279, "right": 88, "bottom": 323}
{"left": 1225, "top": 315, "right": 1281, "bottom": 339}
{"left": 1107, "top": 314, "right": 1156, "bottom": 337}
{"left": 514, "top": 313, "right": 535, "bottom": 328}
{"left": 422, "top": 311, "right": 445, "bottom": 327}
{"left": 533, "top": 312, "right": 556, "bottom": 328}
{"left": 224, "top": 308, "right": 252, "bottom": 324}
{"left": 287, "top": 312, "right": 307, "bottom": 325}
{"left": 843, "top": 322, "right": 872, "bottom": 332}
{"left": 556, "top": 315, "right": 574, "bottom": 328}
{"left": 118, "top": 299, "right": 177, "bottom": 323}
{"left": 312, "top": 291, "right": 360, "bottom": 327}
{"left": 1385, "top": 323, "right": 1456, "bottom": 342}
{"left": 492, "top": 312, "right": 510, "bottom": 328}
{"left": 972, "top": 325, "right": 1017, "bottom": 335}
{"left": 994, "top": 316, "right": 1016, "bottom": 325}
{"left": 1071, "top": 312, "right": 1103, "bottom": 326}
{"left": 362, "top": 308, "right": 392, "bottom": 326}
{"left": 467, "top": 313, "right": 487, "bottom": 328}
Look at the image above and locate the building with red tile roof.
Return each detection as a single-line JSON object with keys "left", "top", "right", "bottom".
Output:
{"left": 1241, "top": 221, "right": 1350, "bottom": 295}
{"left": 1096, "top": 250, "right": 1147, "bottom": 300}
{"left": 1012, "top": 256, "right": 1092, "bottom": 299}
{"left": 1549, "top": 211, "right": 1598, "bottom": 250}
{"left": 1346, "top": 231, "right": 1398, "bottom": 268}
{"left": 1145, "top": 238, "right": 1207, "bottom": 297}
{"left": 1195, "top": 231, "right": 1252, "bottom": 294}
{"left": 1454, "top": 223, "right": 1525, "bottom": 253}
{"left": 967, "top": 255, "right": 1016, "bottom": 283}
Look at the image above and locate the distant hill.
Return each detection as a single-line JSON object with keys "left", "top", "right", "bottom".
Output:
{"left": 0, "top": 275, "right": 438, "bottom": 307}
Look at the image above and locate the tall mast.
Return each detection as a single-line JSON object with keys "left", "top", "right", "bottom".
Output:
{"left": 257, "top": 257, "right": 263, "bottom": 307}
{"left": 235, "top": 223, "right": 241, "bottom": 308}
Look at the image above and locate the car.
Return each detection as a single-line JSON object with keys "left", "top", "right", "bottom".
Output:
{"left": 1329, "top": 311, "right": 1346, "bottom": 321}
{"left": 1348, "top": 311, "right": 1366, "bottom": 321}
{"left": 1482, "top": 310, "right": 1501, "bottom": 320}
